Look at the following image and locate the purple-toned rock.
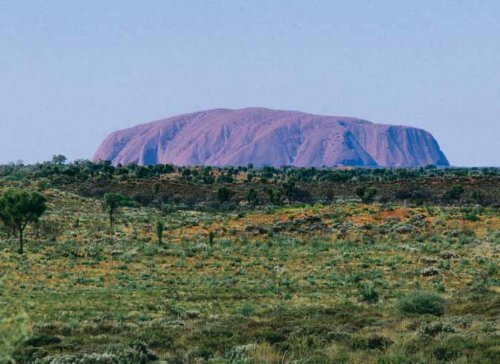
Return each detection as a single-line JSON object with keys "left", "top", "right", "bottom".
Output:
{"left": 93, "top": 108, "right": 449, "bottom": 167}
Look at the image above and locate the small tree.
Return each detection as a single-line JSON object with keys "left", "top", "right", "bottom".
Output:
{"left": 264, "top": 188, "right": 282, "bottom": 206}
{"left": 355, "top": 186, "right": 377, "bottom": 203}
{"left": 217, "top": 187, "right": 231, "bottom": 204}
{"left": 246, "top": 188, "right": 259, "bottom": 206}
{"left": 0, "top": 189, "right": 47, "bottom": 254}
{"left": 208, "top": 231, "right": 215, "bottom": 246}
{"left": 470, "top": 189, "right": 485, "bottom": 205}
{"left": 152, "top": 183, "right": 160, "bottom": 197}
{"left": 0, "top": 203, "right": 9, "bottom": 235}
{"left": 281, "top": 180, "right": 297, "bottom": 205}
{"left": 51, "top": 154, "right": 67, "bottom": 165}
{"left": 0, "top": 195, "right": 14, "bottom": 238}
{"left": 442, "top": 184, "right": 464, "bottom": 202}
{"left": 102, "top": 193, "right": 126, "bottom": 227}
{"left": 156, "top": 220, "right": 164, "bottom": 245}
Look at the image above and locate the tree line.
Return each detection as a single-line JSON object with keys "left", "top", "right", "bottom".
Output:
{"left": 1, "top": 156, "right": 498, "bottom": 186}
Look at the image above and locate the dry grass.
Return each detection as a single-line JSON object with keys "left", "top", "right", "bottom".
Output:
{"left": 0, "top": 186, "right": 498, "bottom": 362}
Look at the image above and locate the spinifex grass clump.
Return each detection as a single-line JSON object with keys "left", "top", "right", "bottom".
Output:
{"left": 358, "top": 284, "right": 379, "bottom": 303}
{"left": 397, "top": 291, "right": 445, "bottom": 316}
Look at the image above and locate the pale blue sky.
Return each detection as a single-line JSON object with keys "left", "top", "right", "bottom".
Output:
{"left": 1, "top": 0, "right": 499, "bottom": 166}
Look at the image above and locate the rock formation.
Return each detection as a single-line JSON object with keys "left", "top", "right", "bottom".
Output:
{"left": 94, "top": 108, "right": 449, "bottom": 167}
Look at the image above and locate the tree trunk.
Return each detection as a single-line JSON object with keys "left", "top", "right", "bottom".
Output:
{"left": 35, "top": 220, "right": 40, "bottom": 239}
{"left": 19, "top": 227, "right": 24, "bottom": 254}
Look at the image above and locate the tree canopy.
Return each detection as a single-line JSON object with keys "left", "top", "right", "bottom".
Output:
{"left": 0, "top": 189, "right": 47, "bottom": 253}
{"left": 102, "top": 192, "right": 127, "bottom": 227}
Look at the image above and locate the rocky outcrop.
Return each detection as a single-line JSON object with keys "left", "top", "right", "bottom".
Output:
{"left": 94, "top": 108, "right": 449, "bottom": 167}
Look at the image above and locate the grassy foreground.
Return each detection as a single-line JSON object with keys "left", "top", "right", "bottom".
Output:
{"left": 1, "top": 188, "right": 499, "bottom": 363}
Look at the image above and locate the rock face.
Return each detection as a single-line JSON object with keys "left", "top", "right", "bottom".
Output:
{"left": 94, "top": 108, "right": 449, "bottom": 167}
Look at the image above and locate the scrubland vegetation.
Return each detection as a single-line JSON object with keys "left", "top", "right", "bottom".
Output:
{"left": 0, "top": 160, "right": 499, "bottom": 363}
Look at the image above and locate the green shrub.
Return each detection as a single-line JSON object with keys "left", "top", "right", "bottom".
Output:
{"left": 238, "top": 304, "right": 255, "bottom": 317}
{"left": 208, "top": 231, "right": 215, "bottom": 246}
{"left": 350, "top": 335, "right": 392, "bottom": 350}
{"left": 0, "top": 307, "right": 30, "bottom": 362}
{"left": 397, "top": 291, "right": 445, "bottom": 316}
{"left": 463, "top": 212, "right": 480, "bottom": 222}
{"left": 355, "top": 186, "right": 377, "bottom": 203}
{"left": 470, "top": 189, "right": 485, "bottom": 204}
{"left": 102, "top": 192, "right": 128, "bottom": 227}
{"left": 359, "top": 284, "right": 379, "bottom": 303}
{"left": 246, "top": 188, "right": 259, "bottom": 206}
{"left": 155, "top": 220, "right": 164, "bottom": 245}
{"left": 217, "top": 187, "right": 231, "bottom": 204}
{"left": 442, "top": 184, "right": 464, "bottom": 202}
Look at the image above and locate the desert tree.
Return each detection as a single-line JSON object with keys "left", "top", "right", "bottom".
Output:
{"left": 264, "top": 188, "right": 283, "bottom": 206}
{"left": 442, "top": 184, "right": 464, "bottom": 203}
{"left": 0, "top": 189, "right": 47, "bottom": 254}
{"left": 156, "top": 219, "right": 164, "bottom": 245}
{"left": 246, "top": 188, "right": 259, "bottom": 206}
{"left": 0, "top": 201, "right": 12, "bottom": 238}
{"left": 281, "top": 180, "right": 298, "bottom": 205}
{"left": 208, "top": 231, "right": 215, "bottom": 246}
{"left": 152, "top": 183, "right": 160, "bottom": 197}
{"left": 355, "top": 186, "right": 377, "bottom": 204}
{"left": 470, "top": 189, "right": 485, "bottom": 205}
{"left": 51, "top": 154, "right": 67, "bottom": 165}
{"left": 102, "top": 193, "right": 126, "bottom": 227}
{"left": 217, "top": 187, "right": 231, "bottom": 204}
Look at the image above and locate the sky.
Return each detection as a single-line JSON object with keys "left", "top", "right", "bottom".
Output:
{"left": 0, "top": 0, "right": 499, "bottom": 166}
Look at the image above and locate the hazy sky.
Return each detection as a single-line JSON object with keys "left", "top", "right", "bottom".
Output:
{"left": 1, "top": 1, "right": 499, "bottom": 166}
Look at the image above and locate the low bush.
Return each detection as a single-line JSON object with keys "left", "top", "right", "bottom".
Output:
{"left": 397, "top": 291, "right": 445, "bottom": 316}
{"left": 359, "top": 284, "right": 379, "bottom": 303}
